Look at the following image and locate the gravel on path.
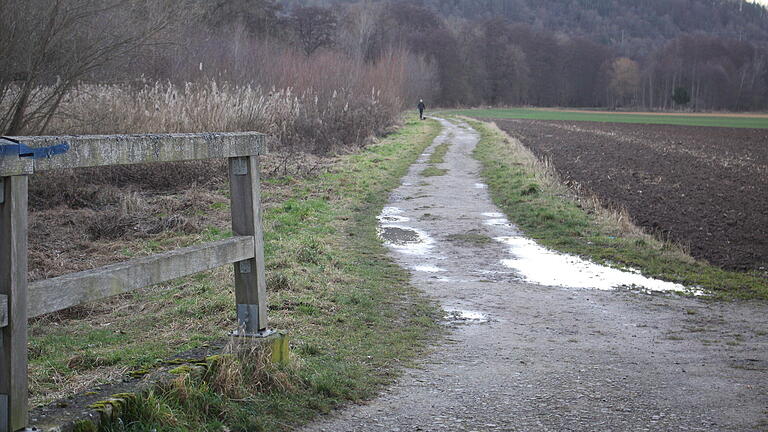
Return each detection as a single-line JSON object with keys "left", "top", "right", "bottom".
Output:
{"left": 301, "top": 118, "right": 768, "bottom": 432}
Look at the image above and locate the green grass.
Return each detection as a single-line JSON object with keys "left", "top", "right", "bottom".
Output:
{"left": 451, "top": 108, "right": 768, "bottom": 129}
{"left": 30, "top": 118, "right": 444, "bottom": 431}
{"left": 467, "top": 118, "right": 768, "bottom": 299}
{"left": 419, "top": 140, "right": 451, "bottom": 177}
{"left": 420, "top": 166, "right": 448, "bottom": 177}
{"left": 428, "top": 141, "right": 450, "bottom": 164}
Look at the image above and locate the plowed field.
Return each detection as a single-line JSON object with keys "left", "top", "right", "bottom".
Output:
{"left": 491, "top": 119, "right": 768, "bottom": 271}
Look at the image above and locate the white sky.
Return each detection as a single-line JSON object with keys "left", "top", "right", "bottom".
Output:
{"left": 752, "top": 0, "right": 768, "bottom": 6}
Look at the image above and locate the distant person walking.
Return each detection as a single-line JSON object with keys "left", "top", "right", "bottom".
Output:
{"left": 418, "top": 99, "right": 426, "bottom": 120}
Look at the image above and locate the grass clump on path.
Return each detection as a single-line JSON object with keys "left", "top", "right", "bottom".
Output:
{"left": 420, "top": 166, "right": 448, "bottom": 177}
{"left": 32, "top": 117, "right": 442, "bottom": 432}
{"left": 420, "top": 141, "right": 451, "bottom": 177}
{"left": 428, "top": 141, "right": 451, "bottom": 164}
{"left": 467, "top": 118, "right": 767, "bottom": 300}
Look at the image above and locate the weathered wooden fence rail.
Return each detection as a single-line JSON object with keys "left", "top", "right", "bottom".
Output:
{"left": 0, "top": 132, "right": 269, "bottom": 432}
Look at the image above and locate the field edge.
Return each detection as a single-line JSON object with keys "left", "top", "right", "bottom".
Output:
{"left": 449, "top": 108, "right": 768, "bottom": 129}
{"left": 462, "top": 117, "right": 768, "bottom": 300}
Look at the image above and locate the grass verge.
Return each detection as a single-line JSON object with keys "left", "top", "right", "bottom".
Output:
{"left": 451, "top": 108, "right": 768, "bottom": 129}
{"left": 466, "top": 118, "right": 768, "bottom": 299}
{"left": 30, "top": 117, "right": 443, "bottom": 431}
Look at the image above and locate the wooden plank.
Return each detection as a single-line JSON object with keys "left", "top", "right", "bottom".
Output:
{"left": 0, "top": 158, "right": 33, "bottom": 177}
{"left": 0, "top": 132, "right": 266, "bottom": 176}
{"left": 229, "top": 156, "right": 268, "bottom": 334}
{"left": 0, "top": 295, "right": 6, "bottom": 328}
{"left": 0, "top": 175, "right": 29, "bottom": 432}
{"left": 27, "top": 236, "right": 255, "bottom": 319}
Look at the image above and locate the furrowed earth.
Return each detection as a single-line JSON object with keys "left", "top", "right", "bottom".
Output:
{"left": 486, "top": 119, "right": 768, "bottom": 272}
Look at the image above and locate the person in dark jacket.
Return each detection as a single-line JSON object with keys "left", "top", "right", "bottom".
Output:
{"left": 418, "top": 99, "right": 426, "bottom": 120}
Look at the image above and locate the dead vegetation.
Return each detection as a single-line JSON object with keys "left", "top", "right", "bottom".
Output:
{"left": 26, "top": 151, "right": 342, "bottom": 283}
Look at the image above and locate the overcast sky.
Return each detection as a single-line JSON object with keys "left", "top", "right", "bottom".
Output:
{"left": 753, "top": 0, "right": 768, "bottom": 6}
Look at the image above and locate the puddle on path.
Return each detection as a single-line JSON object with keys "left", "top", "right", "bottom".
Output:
{"left": 495, "top": 236, "right": 691, "bottom": 293}
{"left": 482, "top": 212, "right": 505, "bottom": 218}
{"left": 444, "top": 308, "right": 489, "bottom": 324}
{"left": 484, "top": 218, "right": 512, "bottom": 227}
{"left": 378, "top": 207, "right": 410, "bottom": 223}
{"left": 414, "top": 265, "right": 445, "bottom": 273}
{"left": 378, "top": 226, "right": 434, "bottom": 255}
{"left": 378, "top": 206, "right": 436, "bottom": 255}
{"left": 474, "top": 183, "right": 488, "bottom": 189}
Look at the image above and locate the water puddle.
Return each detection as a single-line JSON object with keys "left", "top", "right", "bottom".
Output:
{"left": 378, "top": 206, "right": 438, "bottom": 256}
{"left": 474, "top": 183, "right": 488, "bottom": 189}
{"left": 444, "top": 308, "right": 489, "bottom": 324}
{"left": 378, "top": 225, "right": 435, "bottom": 256}
{"left": 482, "top": 212, "right": 505, "bottom": 218}
{"left": 413, "top": 265, "right": 445, "bottom": 273}
{"left": 484, "top": 218, "right": 512, "bottom": 227}
{"left": 378, "top": 207, "right": 410, "bottom": 223}
{"left": 495, "top": 236, "right": 692, "bottom": 293}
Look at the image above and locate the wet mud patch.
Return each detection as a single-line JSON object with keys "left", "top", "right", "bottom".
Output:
{"left": 414, "top": 265, "right": 446, "bottom": 273}
{"left": 418, "top": 213, "right": 442, "bottom": 221}
{"left": 379, "top": 227, "right": 421, "bottom": 245}
{"left": 378, "top": 207, "right": 410, "bottom": 224}
{"left": 443, "top": 308, "right": 489, "bottom": 325}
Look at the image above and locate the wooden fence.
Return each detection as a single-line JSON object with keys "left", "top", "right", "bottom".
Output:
{"left": 0, "top": 132, "right": 269, "bottom": 432}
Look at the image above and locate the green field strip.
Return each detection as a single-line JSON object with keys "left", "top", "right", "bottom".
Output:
{"left": 452, "top": 108, "right": 768, "bottom": 129}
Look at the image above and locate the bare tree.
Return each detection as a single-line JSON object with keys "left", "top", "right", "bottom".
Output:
{"left": 0, "top": 0, "right": 178, "bottom": 135}
{"left": 290, "top": 6, "right": 338, "bottom": 57}
{"left": 609, "top": 57, "right": 641, "bottom": 108}
{"left": 202, "top": 0, "right": 283, "bottom": 38}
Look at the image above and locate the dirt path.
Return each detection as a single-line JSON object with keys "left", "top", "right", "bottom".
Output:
{"left": 301, "top": 118, "right": 768, "bottom": 432}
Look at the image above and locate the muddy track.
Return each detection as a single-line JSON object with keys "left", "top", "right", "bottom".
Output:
{"left": 300, "top": 118, "right": 768, "bottom": 432}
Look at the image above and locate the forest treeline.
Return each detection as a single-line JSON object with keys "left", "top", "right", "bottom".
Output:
{"left": 291, "top": 0, "right": 768, "bottom": 111}
{"left": 2, "top": 0, "right": 768, "bottom": 142}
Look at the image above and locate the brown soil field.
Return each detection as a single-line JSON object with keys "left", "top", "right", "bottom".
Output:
{"left": 491, "top": 119, "right": 768, "bottom": 271}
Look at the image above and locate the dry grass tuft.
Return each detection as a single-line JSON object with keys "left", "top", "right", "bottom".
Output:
{"left": 206, "top": 340, "right": 294, "bottom": 400}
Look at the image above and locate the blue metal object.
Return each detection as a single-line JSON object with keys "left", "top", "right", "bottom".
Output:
{"left": 0, "top": 137, "right": 69, "bottom": 160}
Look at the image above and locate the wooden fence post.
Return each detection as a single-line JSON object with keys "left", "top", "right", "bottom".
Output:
{"left": 228, "top": 156, "right": 270, "bottom": 336}
{"left": 0, "top": 176, "right": 29, "bottom": 432}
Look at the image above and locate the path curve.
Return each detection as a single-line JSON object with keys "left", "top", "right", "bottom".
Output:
{"left": 301, "top": 118, "right": 768, "bottom": 432}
